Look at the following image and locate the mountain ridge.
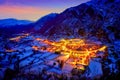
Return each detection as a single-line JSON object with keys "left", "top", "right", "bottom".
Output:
{"left": 0, "top": 18, "right": 33, "bottom": 27}
{"left": 38, "top": 0, "right": 120, "bottom": 41}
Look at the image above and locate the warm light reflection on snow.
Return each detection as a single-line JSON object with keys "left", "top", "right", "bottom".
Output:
{"left": 9, "top": 33, "right": 29, "bottom": 42}
{"left": 9, "top": 35, "right": 107, "bottom": 70}
{"left": 33, "top": 38, "right": 107, "bottom": 70}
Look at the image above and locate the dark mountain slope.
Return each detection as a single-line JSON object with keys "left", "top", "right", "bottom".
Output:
{"left": 39, "top": 0, "right": 120, "bottom": 41}
{"left": 32, "top": 13, "right": 58, "bottom": 31}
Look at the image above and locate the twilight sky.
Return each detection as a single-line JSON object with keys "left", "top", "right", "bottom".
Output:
{"left": 0, "top": 0, "right": 90, "bottom": 21}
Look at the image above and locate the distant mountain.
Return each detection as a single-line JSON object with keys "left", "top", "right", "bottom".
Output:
{"left": 0, "top": 18, "right": 34, "bottom": 35}
{"left": 39, "top": 0, "right": 120, "bottom": 41}
{"left": 0, "top": 13, "right": 58, "bottom": 35}
{"left": 0, "top": 18, "right": 32, "bottom": 28}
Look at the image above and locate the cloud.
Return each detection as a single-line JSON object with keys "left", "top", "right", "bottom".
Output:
{"left": 0, "top": 0, "right": 90, "bottom": 20}
{"left": 0, "top": 5, "right": 53, "bottom": 21}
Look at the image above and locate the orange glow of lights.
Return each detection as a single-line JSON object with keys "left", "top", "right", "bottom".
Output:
{"left": 32, "top": 46, "right": 39, "bottom": 51}
{"left": 6, "top": 49, "right": 16, "bottom": 52}
{"left": 33, "top": 38, "right": 107, "bottom": 70}
{"left": 9, "top": 33, "right": 29, "bottom": 42}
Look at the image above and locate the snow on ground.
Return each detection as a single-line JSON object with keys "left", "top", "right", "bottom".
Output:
{"left": 0, "top": 33, "right": 120, "bottom": 79}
